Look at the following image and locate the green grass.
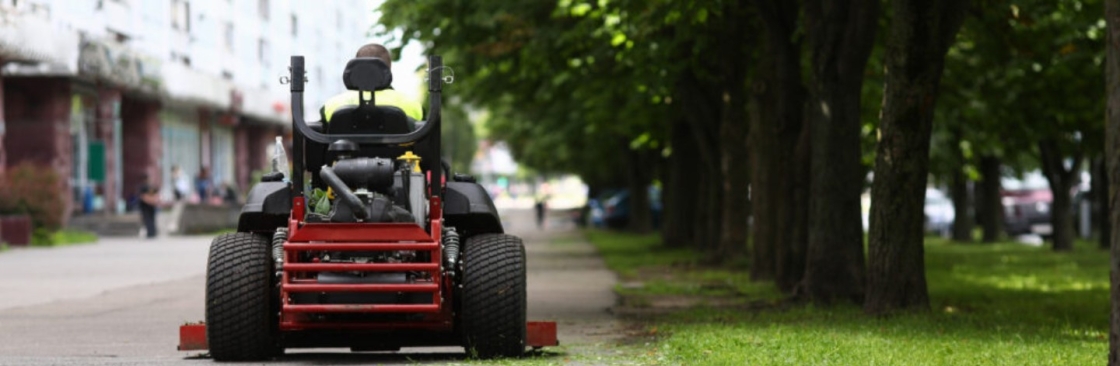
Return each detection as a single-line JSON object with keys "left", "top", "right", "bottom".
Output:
{"left": 207, "top": 228, "right": 238, "bottom": 236}
{"left": 585, "top": 230, "right": 1108, "bottom": 365}
{"left": 30, "top": 229, "right": 99, "bottom": 247}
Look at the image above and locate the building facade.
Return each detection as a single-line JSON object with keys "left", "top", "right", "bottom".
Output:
{"left": 0, "top": 0, "right": 372, "bottom": 226}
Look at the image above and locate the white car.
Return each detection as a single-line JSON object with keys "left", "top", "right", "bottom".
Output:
{"left": 924, "top": 188, "right": 955, "bottom": 236}
{"left": 860, "top": 188, "right": 955, "bottom": 236}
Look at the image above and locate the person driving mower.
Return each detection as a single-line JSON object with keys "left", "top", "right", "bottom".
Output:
{"left": 320, "top": 43, "right": 422, "bottom": 123}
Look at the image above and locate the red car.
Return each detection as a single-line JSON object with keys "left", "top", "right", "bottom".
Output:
{"left": 1002, "top": 184, "right": 1053, "bottom": 237}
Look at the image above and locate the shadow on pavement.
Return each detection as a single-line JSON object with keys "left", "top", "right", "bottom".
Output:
{"left": 183, "top": 349, "right": 567, "bottom": 365}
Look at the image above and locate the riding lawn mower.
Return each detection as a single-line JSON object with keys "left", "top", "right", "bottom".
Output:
{"left": 177, "top": 55, "right": 557, "bottom": 360}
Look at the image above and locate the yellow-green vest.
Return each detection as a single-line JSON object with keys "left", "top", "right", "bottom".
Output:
{"left": 322, "top": 89, "right": 423, "bottom": 122}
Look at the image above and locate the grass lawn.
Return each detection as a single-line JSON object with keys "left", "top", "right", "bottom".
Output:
{"left": 585, "top": 230, "right": 1108, "bottom": 365}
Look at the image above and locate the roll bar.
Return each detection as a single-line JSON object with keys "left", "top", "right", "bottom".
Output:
{"left": 289, "top": 55, "right": 444, "bottom": 200}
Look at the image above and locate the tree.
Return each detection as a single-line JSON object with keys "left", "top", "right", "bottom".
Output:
{"left": 750, "top": 0, "right": 805, "bottom": 284}
{"left": 798, "top": 0, "right": 879, "bottom": 304}
{"left": 865, "top": 0, "right": 967, "bottom": 315}
{"left": 938, "top": 0, "right": 1105, "bottom": 251}
{"left": 380, "top": 0, "right": 756, "bottom": 248}
{"left": 1104, "top": 0, "right": 1120, "bottom": 362}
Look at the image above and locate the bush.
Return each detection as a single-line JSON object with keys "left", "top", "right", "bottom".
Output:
{"left": 0, "top": 162, "right": 66, "bottom": 232}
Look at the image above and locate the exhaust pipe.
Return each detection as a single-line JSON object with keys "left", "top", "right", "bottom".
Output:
{"left": 319, "top": 165, "right": 369, "bottom": 221}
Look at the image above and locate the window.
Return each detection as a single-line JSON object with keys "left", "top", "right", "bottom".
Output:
{"left": 223, "top": 22, "right": 233, "bottom": 52}
{"left": 290, "top": 14, "right": 297, "bottom": 37}
{"left": 171, "top": 0, "right": 191, "bottom": 33}
{"left": 258, "top": 38, "right": 269, "bottom": 64}
{"left": 258, "top": 0, "right": 269, "bottom": 21}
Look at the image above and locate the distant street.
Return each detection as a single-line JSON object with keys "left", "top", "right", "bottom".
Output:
{"left": 0, "top": 209, "right": 620, "bottom": 365}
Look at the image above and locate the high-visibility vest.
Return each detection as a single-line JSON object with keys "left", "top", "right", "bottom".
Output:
{"left": 322, "top": 89, "right": 423, "bottom": 122}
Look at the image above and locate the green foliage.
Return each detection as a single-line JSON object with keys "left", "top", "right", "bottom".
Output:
{"left": 0, "top": 162, "right": 66, "bottom": 232}
{"left": 586, "top": 231, "right": 1106, "bottom": 365}
{"left": 378, "top": 0, "right": 747, "bottom": 185}
{"left": 933, "top": 0, "right": 1105, "bottom": 179}
{"left": 31, "top": 229, "right": 98, "bottom": 247}
{"left": 439, "top": 99, "right": 479, "bottom": 174}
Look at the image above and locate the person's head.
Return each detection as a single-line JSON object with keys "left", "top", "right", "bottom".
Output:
{"left": 171, "top": 165, "right": 180, "bottom": 174}
{"left": 199, "top": 166, "right": 210, "bottom": 178}
{"left": 355, "top": 43, "right": 392, "bottom": 67}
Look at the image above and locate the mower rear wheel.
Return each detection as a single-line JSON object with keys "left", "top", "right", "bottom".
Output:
{"left": 205, "top": 232, "right": 277, "bottom": 361}
{"left": 460, "top": 233, "right": 527, "bottom": 358}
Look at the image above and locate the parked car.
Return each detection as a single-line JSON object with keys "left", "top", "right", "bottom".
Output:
{"left": 602, "top": 186, "right": 662, "bottom": 230}
{"left": 583, "top": 189, "right": 622, "bottom": 228}
{"left": 859, "top": 188, "right": 955, "bottom": 236}
{"left": 924, "top": 188, "right": 955, "bottom": 237}
{"left": 1001, "top": 172, "right": 1053, "bottom": 237}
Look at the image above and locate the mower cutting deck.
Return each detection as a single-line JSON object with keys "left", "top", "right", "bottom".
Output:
{"left": 177, "top": 55, "right": 557, "bottom": 360}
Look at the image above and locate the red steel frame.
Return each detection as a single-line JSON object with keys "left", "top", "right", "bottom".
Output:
{"left": 178, "top": 190, "right": 559, "bottom": 351}
{"left": 278, "top": 197, "right": 453, "bottom": 331}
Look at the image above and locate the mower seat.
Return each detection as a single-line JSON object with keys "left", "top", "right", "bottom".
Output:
{"left": 326, "top": 105, "right": 414, "bottom": 135}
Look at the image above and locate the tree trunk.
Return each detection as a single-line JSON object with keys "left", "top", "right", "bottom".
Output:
{"left": 865, "top": 0, "right": 966, "bottom": 315}
{"left": 676, "top": 74, "right": 724, "bottom": 251}
{"left": 949, "top": 156, "right": 974, "bottom": 242}
{"left": 1039, "top": 138, "right": 1081, "bottom": 252}
{"left": 776, "top": 121, "right": 810, "bottom": 292}
{"left": 797, "top": 0, "right": 878, "bottom": 303}
{"left": 717, "top": 88, "right": 750, "bottom": 261}
{"left": 1105, "top": 0, "right": 1120, "bottom": 360}
{"left": 976, "top": 155, "right": 1004, "bottom": 243}
{"left": 703, "top": 161, "right": 725, "bottom": 253}
{"left": 661, "top": 119, "right": 700, "bottom": 248}
{"left": 1096, "top": 156, "right": 1110, "bottom": 250}
{"left": 751, "top": 0, "right": 805, "bottom": 282}
{"left": 707, "top": 0, "right": 752, "bottom": 263}
{"left": 625, "top": 148, "right": 654, "bottom": 233}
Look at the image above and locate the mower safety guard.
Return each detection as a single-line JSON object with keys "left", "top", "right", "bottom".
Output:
{"left": 178, "top": 321, "right": 559, "bottom": 351}
{"left": 288, "top": 55, "right": 444, "bottom": 202}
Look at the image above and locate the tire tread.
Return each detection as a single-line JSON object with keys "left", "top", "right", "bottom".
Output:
{"left": 205, "top": 232, "right": 275, "bottom": 361}
{"left": 460, "top": 233, "right": 527, "bottom": 358}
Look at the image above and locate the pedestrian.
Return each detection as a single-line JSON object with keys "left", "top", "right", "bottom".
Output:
{"left": 535, "top": 196, "right": 547, "bottom": 230}
{"left": 220, "top": 181, "right": 239, "bottom": 205}
{"left": 166, "top": 165, "right": 192, "bottom": 234}
{"left": 170, "top": 165, "right": 191, "bottom": 201}
{"left": 196, "top": 166, "right": 214, "bottom": 201}
{"left": 138, "top": 174, "right": 161, "bottom": 238}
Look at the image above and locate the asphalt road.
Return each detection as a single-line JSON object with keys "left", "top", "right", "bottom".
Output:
{"left": 0, "top": 209, "right": 619, "bottom": 365}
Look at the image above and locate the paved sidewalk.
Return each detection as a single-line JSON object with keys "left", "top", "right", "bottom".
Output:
{"left": 0, "top": 209, "right": 622, "bottom": 364}
{"left": 0, "top": 235, "right": 212, "bottom": 311}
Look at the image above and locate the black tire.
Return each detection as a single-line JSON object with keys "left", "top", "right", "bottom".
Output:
{"left": 460, "top": 233, "right": 527, "bottom": 358}
{"left": 205, "top": 232, "right": 277, "bottom": 361}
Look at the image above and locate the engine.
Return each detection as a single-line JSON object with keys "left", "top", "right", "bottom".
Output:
{"left": 314, "top": 151, "right": 428, "bottom": 226}
{"left": 286, "top": 143, "right": 446, "bottom": 311}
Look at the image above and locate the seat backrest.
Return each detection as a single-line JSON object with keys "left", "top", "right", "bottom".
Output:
{"left": 327, "top": 105, "right": 413, "bottom": 135}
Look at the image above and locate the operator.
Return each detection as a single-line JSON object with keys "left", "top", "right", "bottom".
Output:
{"left": 320, "top": 43, "right": 423, "bottom": 123}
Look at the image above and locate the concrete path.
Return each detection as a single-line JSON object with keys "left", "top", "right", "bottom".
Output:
{"left": 0, "top": 209, "right": 620, "bottom": 365}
